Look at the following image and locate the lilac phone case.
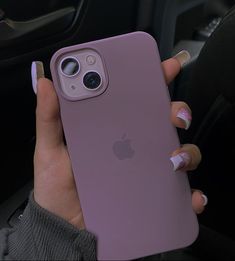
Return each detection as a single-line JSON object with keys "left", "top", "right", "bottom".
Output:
{"left": 50, "top": 32, "right": 198, "bottom": 260}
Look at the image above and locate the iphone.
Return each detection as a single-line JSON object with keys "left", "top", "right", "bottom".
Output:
{"left": 50, "top": 32, "right": 198, "bottom": 260}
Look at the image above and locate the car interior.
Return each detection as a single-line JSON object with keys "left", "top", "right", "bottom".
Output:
{"left": 1, "top": 0, "right": 235, "bottom": 260}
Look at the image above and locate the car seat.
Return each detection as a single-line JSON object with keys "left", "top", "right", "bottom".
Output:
{"left": 178, "top": 4, "right": 235, "bottom": 260}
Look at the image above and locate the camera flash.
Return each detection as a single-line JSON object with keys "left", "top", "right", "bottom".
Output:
{"left": 86, "top": 55, "right": 96, "bottom": 65}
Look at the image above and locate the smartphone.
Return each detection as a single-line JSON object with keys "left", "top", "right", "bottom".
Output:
{"left": 50, "top": 32, "right": 198, "bottom": 260}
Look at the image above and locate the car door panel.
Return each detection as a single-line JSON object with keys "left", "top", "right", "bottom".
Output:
{"left": 0, "top": 0, "right": 143, "bottom": 206}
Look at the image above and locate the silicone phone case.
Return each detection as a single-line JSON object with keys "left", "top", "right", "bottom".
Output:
{"left": 50, "top": 32, "right": 198, "bottom": 260}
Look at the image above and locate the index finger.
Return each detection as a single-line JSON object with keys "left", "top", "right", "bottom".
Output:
{"left": 162, "top": 51, "right": 191, "bottom": 85}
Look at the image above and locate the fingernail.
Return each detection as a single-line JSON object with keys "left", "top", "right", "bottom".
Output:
{"left": 170, "top": 152, "right": 191, "bottom": 171}
{"left": 202, "top": 194, "right": 208, "bottom": 206}
{"left": 176, "top": 108, "right": 192, "bottom": 130}
{"left": 174, "top": 50, "right": 191, "bottom": 67}
{"left": 31, "top": 61, "right": 45, "bottom": 94}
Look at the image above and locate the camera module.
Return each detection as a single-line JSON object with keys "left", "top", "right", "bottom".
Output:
{"left": 83, "top": 71, "right": 102, "bottom": 90}
{"left": 61, "top": 57, "right": 80, "bottom": 77}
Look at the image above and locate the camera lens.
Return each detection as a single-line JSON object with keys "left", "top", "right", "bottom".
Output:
{"left": 61, "top": 57, "right": 80, "bottom": 77}
{"left": 83, "top": 71, "right": 102, "bottom": 90}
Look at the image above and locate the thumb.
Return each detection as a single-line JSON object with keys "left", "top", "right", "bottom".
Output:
{"left": 36, "top": 78, "right": 64, "bottom": 150}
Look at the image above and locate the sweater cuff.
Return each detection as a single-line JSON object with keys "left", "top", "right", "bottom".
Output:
{"left": 8, "top": 192, "right": 97, "bottom": 260}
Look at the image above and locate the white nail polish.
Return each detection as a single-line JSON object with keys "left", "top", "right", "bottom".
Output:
{"left": 170, "top": 153, "right": 191, "bottom": 171}
{"left": 170, "top": 154, "right": 185, "bottom": 171}
{"left": 176, "top": 108, "right": 192, "bottom": 130}
{"left": 174, "top": 50, "right": 191, "bottom": 67}
{"left": 31, "top": 61, "right": 45, "bottom": 94}
{"left": 202, "top": 194, "right": 208, "bottom": 206}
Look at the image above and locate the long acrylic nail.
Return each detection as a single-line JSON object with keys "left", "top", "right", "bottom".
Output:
{"left": 170, "top": 152, "right": 191, "bottom": 171}
{"left": 174, "top": 50, "right": 191, "bottom": 67}
{"left": 31, "top": 61, "right": 45, "bottom": 94}
{"left": 176, "top": 108, "right": 192, "bottom": 130}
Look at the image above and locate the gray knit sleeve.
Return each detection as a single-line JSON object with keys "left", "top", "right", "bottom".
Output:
{"left": 0, "top": 193, "right": 97, "bottom": 260}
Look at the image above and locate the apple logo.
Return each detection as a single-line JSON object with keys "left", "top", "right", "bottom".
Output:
{"left": 112, "top": 134, "right": 135, "bottom": 160}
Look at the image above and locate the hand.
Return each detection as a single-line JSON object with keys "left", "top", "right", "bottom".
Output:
{"left": 33, "top": 77, "right": 85, "bottom": 229}
{"left": 33, "top": 52, "right": 206, "bottom": 229}
{"left": 162, "top": 52, "right": 207, "bottom": 214}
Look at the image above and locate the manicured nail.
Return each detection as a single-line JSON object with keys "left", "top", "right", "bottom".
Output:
{"left": 202, "top": 194, "right": 208, "bottom": 206}
{"left": 170, "top": 152, "right": 191, "bottom": 171}
{"left": 176, "top": 108, "right": 192, "bottom": 130}
{"left": 174, "top": 50, "right": 191, "bottom": 67}
{"left": 31, "top": 61, "right": 45, "bottom": 94}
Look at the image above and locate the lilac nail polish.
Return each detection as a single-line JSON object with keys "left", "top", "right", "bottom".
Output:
{"left": 31, "top": 62, "right": 38, "bottom": 94}
{"left": 176, "top": 108, "right": 192, "bottom": 130}
{"left": 170, "top": 152, "right": 191, "bottom": 171}
{"left": 31, "top": 61, "right": 45, "bottom": 94}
